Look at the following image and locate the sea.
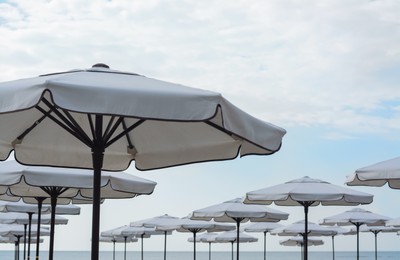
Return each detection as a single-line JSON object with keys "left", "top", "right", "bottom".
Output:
{"left": 1, "top": 251, "right": 399, "bottom": 260}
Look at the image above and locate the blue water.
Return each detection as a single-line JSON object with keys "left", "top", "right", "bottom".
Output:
{"left": 1, "top": 251, "right": 399, "bottom": 260}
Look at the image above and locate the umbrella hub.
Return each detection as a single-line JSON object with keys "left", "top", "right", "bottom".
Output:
{"left": 92, "top": 63, "right": 110, "bottom": 69}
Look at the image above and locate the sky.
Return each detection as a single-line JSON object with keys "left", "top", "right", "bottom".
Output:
{"left": 0, "top": 0, "right": 400, "bottom": 254}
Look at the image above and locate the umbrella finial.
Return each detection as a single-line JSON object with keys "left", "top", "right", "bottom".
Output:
{"left": 92, "top": 63, "right": 110, "bottom": 69}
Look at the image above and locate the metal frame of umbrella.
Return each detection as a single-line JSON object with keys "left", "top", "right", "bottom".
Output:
{"left": 0, "top": 64, "right": 286, "bottom": 260}
{"left": 244, "top": 176, "right": 373, "bottom": 260}
{"left": 191, "top": 198, "right": 288, "bottom": 260}
{"left": 320, "top": 208, "right": 391, "bottom": 260}
{"left": 243, "top": 222, "right": 283, "bottom": 260}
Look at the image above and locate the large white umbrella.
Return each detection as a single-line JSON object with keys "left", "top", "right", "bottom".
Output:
{"left": 130, "top": 214, "right": 180, "bottom": 260}
{"left": 244, "top": 222, "right": 283, "bottom": 260}
{"left": 191, "top": 198, "right": 289, "bottom": 260}
{"left": 346, "top": 157, "right": 400, "bottom": 188}
{"left": 320, "top": 208, "right": 391, "bottom": 260}
{"left": 0, "top": 160, "right": 156, "bottom": 260}
{"left": 244, "top": 176, "right": 373, "bottom": 260}
{"left": 0, "top": 64, "right": 286, "bottom": 260}
{"left": 270, "top": 220, "right": 337, "bottom": 237}
{"left": 175, "top": 217, "right": 235, "bottom": 260}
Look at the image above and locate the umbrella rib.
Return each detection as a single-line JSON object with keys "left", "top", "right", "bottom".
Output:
{"left": 105, "top": 119, "right": 145, "bottom": 148}
{"left": 36, "top": 103, "right": 92, "bottom": 146}
{"left": 103, "top": 117, "right": 124, "bottom": 143}
{"left": 60, "top": 108, "right": 93, "bottom": 144}
{"left": 103, "top": 116, "right": 116, "bottom": 141}
{"left": 13, "top": 110, "right": 50, "bottom": 145}
{"left": 121, "top": 119, "right": 134, "bottom": 149}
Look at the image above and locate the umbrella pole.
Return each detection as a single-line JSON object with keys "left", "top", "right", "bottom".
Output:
{"left": 332, "top": 236, "right": 335, "bottom": 260}
{"left": 24, "top": 224, "right": 27, "bottom": 260}
{"left": 353, "top": 222, "right": 361, "bottom": 260}
{"left": 301, "top": 202, "right": 311, "bottom": 260}
{"left": 231, "top": 241, "right": 233, "bottom": 260}
{"left": 208, "top": 242, "right": 211, "bottom": 260}
{"left": 193, "top": 231, "right": 197, "bottom": 260}
{"left": 27, "top": 212, "right": 33, "bottom": 260}
{"left": 374, "top": 231, "right": 378, "bottom": 260}
{"left": 263, "top": 231, "right": 266, "bottom": 260}
{"left": 141, "top": 234, "right": 144, "bottom": 260}
{"left": 112, "top": 240, "right": 115, "bottom": 260}
{"left": 234, "top": 218, "right": 243, "bottom": 260}
{"left": 164, "top": 231, "right": 167, "bottom": 260}
{"left": 48, "top": 194, "right": 58, "bottom": 260}
{"left": 91, "top": 115, "right": 105, "bottom": 260}
{"left": 35, "top": 197, "right": 45, "bottom": 260}
{"left": 124, "top": 236, "right": 127, "bottom": 260}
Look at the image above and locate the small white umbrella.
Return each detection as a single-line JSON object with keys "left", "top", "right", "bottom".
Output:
{"left": 187, "top": 232, "right": 219, "bottom": 260}
{"left": 0, "top": 201, "right": 51, "bottom": 260}
{"left": 270, "top": 220, "right": 337, "bottom": 237}
{"left": 191, "top": 198, "right": 289, "bottom": 260}
{"left": 99, "top": 235, "right": 138, "bottom": 260}
{"left": 320, "top": 208, "right": 391, "bottom": 260}
{"left": 321, "top": 224, "right": 350, "bottom": 260}
{"left": 280, "top": 236, "right": 324, "bottom": 247}
{"left": 214, "top": 231, "right": 258, "bottom": 260}
{"left": 244, "top": 176, "right": 373, "bottom": 260}
{"left": 130, "top": 214, "right": 180, "bottom": 260}
{"left": 0, "top": 64, "right": 286, "bottom": 260}
{"left": 346, "top": 157, "right": 400, "bottom": 188}
{"left": 351, "top": 225, "right": 400, "bottom": 260}
{"left": 0, "top": 160, "right": 156, "bottom": 260}
{"left": 175, "top": 217, "right": 235, "bottom": 260}
{"left": 0, "top": 235, "right": 44, "bottom": 260}
{"left": 244, "top": 222, "right": 283, "bottom": 260}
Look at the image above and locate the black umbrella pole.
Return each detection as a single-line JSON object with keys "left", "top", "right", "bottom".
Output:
{"left": 91, "top": 143, "right": 104, "bottom": 260}
{"left": 193, "top": 232, "right": 197, "bottom": 260}
{"left": 304, "top": 205, "right": 309, "bottom": 260}
{"left": 164, "top": 231, "right": 167, "bottom": 260}
{"left": 263, "top": 232, "right": 267, "bottom": 260}
{"left": 236, "top": 220, "right": 241, "bottom": 260}
{"left": 356, "top": 224, "right": 360, "bottom": 260}
{"left": 27, "top": 212, "right": 33, "bottom": 260}
{"left": 24, "top": 224, "right": 27, "bottom": 260}
{"left": 35, "top": 198, "right": 44, "bottom": 260}
{"left": 49, "top": 196, "right": 58, "bottom": 260}
{"left": 332, "top": 236, "right": 335, "bottom": 260}
{"left": 374, "top": 232, "right": 377, "bottom": 260}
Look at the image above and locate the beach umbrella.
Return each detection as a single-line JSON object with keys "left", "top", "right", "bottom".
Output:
{"left": 354, "top": 225, "right": 400, "bottom": 260}
{"left": 270, "top": 220, "right": 337, "bottom": 237}
{"left": 346, "top": 156, "right": 400, "bottom": 188}
{"left": 130, "top": 214, "right": 180, "bottom": 260}
{"left": 188, "top": 232, "right": 219, "bottom": 260}
{"left": 0, "top": 223, "right": 49, "bottom": 260}
{"left": 99, "top": 235, "right": 138, "bottom": 260}
{"left": 103, "top": 225, "right": 165, "bottom": 260}
{"left": 0, "top": 160, "right": 156, "bottom": 260}
{"left": 321, "top": 224, "right": 349, "bottom": 260}
{"left": 215, "top": 231, "right": 258, "bottom": 260}
{"left": 244, "top": 222, "right": 283, "bottom": 260}
{"left": 0, "top": 201, "right": 51, "bottom": 260}
{"left": 175, "top": 217, "right": 235, "bottom": 260}
{"left": 0, "top": 235, "right": 44, "bottom": 260}
{"left": 244, "top": 176, "right": 373, "bottom": 260}
{"left": 279, "top": 236, "right": 324, "bottom": 247}
{"left": 191, "top": 198, "right": 289, "bottom": 260}
{"left": 0, "top": 64, "right": 286, "bottom": 260}
{"left": 320, "top": 208, "right": 391, "bottom": 260}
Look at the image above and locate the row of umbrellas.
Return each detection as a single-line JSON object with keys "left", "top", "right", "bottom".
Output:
{"left": 0, "top": 64, "right": 398, "bottom": 260}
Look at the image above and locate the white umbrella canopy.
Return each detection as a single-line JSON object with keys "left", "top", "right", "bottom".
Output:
{"left": 0, "top": 64, "right": 286, "bottom": 260}
{"left": 280, "top": 236, "right": 324, "bottom": 247}
{"left": 386, "top": 217, "right": 400, "bottom": 227}
{"left": 270, "top": 220, "right": 337, "bottom": 237}
{"left": 244, "top": 176, "right": 373, "bottom": 260}
{"left": 244, "top": 222, "right": 283, "bottom": 260}
{"left": 346, "top": 157, "right": 400, "bottom": 188}
{"left": 191, "top": 198, "right": 288, "bottom": 260}
{"left": 321, "top": 208, "right": 391, "bottom": 260}
{"left": 130, "top": 214, "right": 180, "bottom": 260}
{"left": 215, "top": 230, "right": 258, "bottom": 243}
{"left": 0, "top": 212, "right": 68, "bottom": 225}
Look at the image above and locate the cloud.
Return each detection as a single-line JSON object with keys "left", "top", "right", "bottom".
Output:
{"left": 0, "top": 0, "right": 399, "bottom": 138}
